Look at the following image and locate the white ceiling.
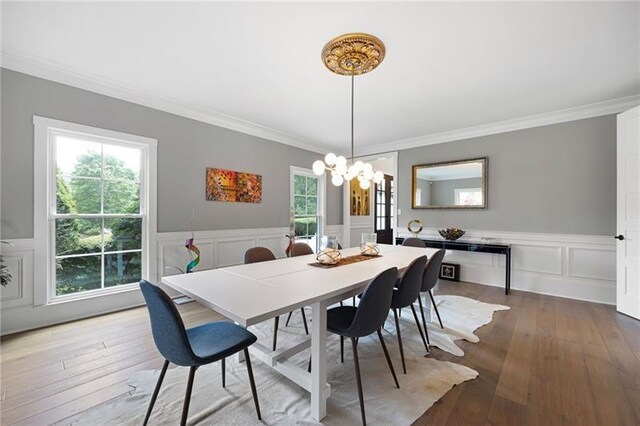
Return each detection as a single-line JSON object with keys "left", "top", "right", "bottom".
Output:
{"left": 2, "top": 2, "right": 639, "bottom": 155}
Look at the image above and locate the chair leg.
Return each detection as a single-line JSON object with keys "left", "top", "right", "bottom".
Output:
{"left": 273, "top": 316, "right": 279, "bottom": 351}
{"left": 417, "top": 296, "right": 431, "bottom": 345}
{"left": 143, "top": 359, "right": 169, "bottom": 426}
{"left": 221, "top": 358, "right": 226, "bottom": 388}
{"left": 244, "top": 348, "right": 262, "bottom": 420}
{"left": 340, "top": 335, "right": 344, "bottom": 363}
{"left": 376, "top": 329, "right": 400, "bottom": 389}
{"left": 410, "top": 304, "right": 430, "bottom": 354}
{"left": 285, "top": 311, "right": 293, "bottom": 327}
{"left": 393, "top": 309, "right": 407, "bottom": 374}
{"left": 180, "top": 366, "right": 197, "bottom": 426}
{"left": 352, "top": 296, "right": 356, "bottom": 306}
{"left": 308, "top": 356, "right": 312, "bottom": 373}
{"left": 429, "top": 290, "right": 444, "bottom": 329}
{"left": 301, "top": 307, "right": 309, "bottom": 335}
{"left": 351, "top": 337, "right": 367, "bottom": 426}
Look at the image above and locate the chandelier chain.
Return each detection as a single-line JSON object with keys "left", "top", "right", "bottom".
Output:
{"left": 351, "top": 75, "right": 354, "bottom": 162}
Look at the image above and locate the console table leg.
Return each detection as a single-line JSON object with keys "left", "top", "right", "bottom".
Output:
{"left": 505, "top": 248, "right": 511, "bottom": 295}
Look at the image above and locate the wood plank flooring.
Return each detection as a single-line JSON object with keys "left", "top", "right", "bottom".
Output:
{"left": 1, "top": 281, "right": 639, "bottom": 425}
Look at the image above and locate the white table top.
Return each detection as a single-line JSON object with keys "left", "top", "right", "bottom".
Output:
{"left": 161, "top": 244, "right": 437, "bottom": 326}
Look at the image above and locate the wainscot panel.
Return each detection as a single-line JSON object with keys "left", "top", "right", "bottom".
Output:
{"left": 398, "top": 228, "right": 616, "bottom": 305}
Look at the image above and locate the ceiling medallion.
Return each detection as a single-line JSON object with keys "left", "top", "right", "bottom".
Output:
{"left": 322, "top": 33, "right": 386, "bottom": 76}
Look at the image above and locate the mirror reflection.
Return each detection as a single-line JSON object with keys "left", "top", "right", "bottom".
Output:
{"left": 412, "top": 158, "right": 487, "bottom": 209}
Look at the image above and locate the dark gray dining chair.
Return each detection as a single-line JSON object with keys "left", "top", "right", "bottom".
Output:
{"left": 244, "top": 247, "right": 308, "bottom": 350}
{"left": 402, "top": 237, "right": 426, "bottom": 248}
{"left": 419, "top": 249, "right": 446, "bottom": 337}
{"left": 391, "top": 255, "right": 429, "bottom": 372}
{"left": 290, "top": 242, "right": 314, "bottom": 256}
{"left": 328, "top": 267, "right": 400, "bottom": 426}
{"left": 139, "top": 280, "right": 261, "bottom": 426}
{"left": 284, "top": 243, "right": 314, "bottom": 329}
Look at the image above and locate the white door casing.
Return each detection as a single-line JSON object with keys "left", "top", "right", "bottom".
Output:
{"left": 616, "top": 106, "right": 640, "bottom": 320}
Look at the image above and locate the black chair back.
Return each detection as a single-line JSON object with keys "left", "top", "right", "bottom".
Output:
{"left": 422, "top": 249, "right": 446, "bottom": 292}
{"left": 245, "top": 247, "right": 276, "bottom": 264}
{"left": 140, "top": 280, "right": 195, "bottom": 366}
{"left": 347, "top": 267, "right": 398, "bottom": 337}
{"left": 402, "top": 238, "right": 426, "bottom": 248}
{"left": 290, "top": 242, "right": 314, "bottom": 257}
{"left": 392, "top": 255, "right": 428, "bottom": 309}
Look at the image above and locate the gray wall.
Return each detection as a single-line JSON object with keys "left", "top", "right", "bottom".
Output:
{"left": 0, "top": 69, "right": 342, "bottom": 239}
{"left": 429, "top": 177, "right": 482, "bottom": 206}
{"left": 398, "top": 115, "right": 616, "bottom": 236}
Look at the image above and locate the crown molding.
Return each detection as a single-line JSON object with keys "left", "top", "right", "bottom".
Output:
{"left": 3, "top": 49, "right": 638, "bottom": 158}
{"left": 1, "top": 49, "right": 330, "bottom": 155}
{"left": 356, "top": 94, "right": 640, "bottom": 156}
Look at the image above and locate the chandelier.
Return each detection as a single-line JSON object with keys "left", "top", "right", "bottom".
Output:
{"left": 312, "top": 33, "right": 386, "bottom": 190}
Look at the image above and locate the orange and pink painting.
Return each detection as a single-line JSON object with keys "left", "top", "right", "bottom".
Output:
{"left": 206, "top": 168, "right": 262, "bottom": 203}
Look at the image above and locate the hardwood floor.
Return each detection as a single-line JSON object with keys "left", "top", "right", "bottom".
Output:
{"left": 1, "top": 281, "right": 639, "bottom": 425}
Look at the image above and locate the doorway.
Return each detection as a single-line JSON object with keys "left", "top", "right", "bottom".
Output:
{"left": 342, "top": 152, "right": 397, "bottom": 247}
{"left": 374, "top": 174, "right": 394, "bottom": 244}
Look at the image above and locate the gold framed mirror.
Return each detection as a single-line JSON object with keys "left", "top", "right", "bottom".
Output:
{"left": 412, "top": 157, "right": 487, "bottom": 209}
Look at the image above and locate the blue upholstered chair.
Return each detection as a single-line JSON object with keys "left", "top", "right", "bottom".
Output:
{"left": 418, "top": 249, "right": 446, "bottom": 333}
{"left": 244, "top": 247, "right": 308, "bottom": 350}
{"left": 391, "top": 255, "right": 429, "bottom": 370}
{"left": 139, "top": 280, "right": 261, "bottom": 426}
{"left": 327, "top": 267, "right": 400, "bottom": 426}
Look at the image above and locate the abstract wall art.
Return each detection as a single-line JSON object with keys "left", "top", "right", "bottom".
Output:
{"left": 206, "top": 168, "right": 262, "bottom": 203}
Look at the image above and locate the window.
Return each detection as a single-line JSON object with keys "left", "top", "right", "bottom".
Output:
{"left": 34, "top": 117, "right": 157, "bottom": 303}
{"left": 290, "top": 167, "right": 325, "bottom": 253}
{"left": 455, "top": 188, "right": 483, "bottom": 206}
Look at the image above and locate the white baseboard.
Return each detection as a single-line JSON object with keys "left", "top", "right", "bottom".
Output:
{"left": 398, "top": 228, "right": 616, "bottom": 305}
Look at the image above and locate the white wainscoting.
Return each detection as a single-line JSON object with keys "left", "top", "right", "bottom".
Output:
{"left": 0, "top": 238, "right": 146, "bottom": 335}
{"left": 398, "top": 229, "right": 617, "bottom": 305}
{"left": 0, "top": 226, "right": 345, "bottom": 335}
{"left": 1, "top": 225, "right": 616, "bottom": 335}
{"left": 157, "top": 225, "right": 344, "bottom": 278}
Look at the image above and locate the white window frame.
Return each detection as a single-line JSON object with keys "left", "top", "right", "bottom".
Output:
{"left": 33, "top": 116, "right": 157, "bottom": 305}
{"left": 290, "top": 166, "right": 326, "bottom": 252}
{"left": 454, "top": 187, "right": 483, "bottom": 206}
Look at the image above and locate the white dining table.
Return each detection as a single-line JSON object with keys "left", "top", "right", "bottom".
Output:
{"left": 161, "top": 243, "right": 437, "bottom": 421}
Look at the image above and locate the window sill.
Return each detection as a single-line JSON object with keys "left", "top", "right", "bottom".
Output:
{"left": 45, "top": 283, "right": 140, "bottom": 306}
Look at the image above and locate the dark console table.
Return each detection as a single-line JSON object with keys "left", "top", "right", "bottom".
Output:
{"left": 396, "top": 237, "right": 512, "bottom": 294}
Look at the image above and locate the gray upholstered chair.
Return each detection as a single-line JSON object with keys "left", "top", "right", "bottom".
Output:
{"left": 391, "top": 255, "right": 429, "bottom": 371}
{"left": 285, "top": 243, "right": 314, "bottom": 329}
{"left": 402, "top": 237, "right": 426, "bottom": 248}
{"left": 244, "top": 247, "right": 308, "bottom": 350}
{"left": 419, "top": 249, "right": 446, "bottom": 337}
{"left": 290, "top": 242, "right": 314, "bottom": 256}
{"left": 327, "top": 267, "right": 400, "bottom": 425}
{"left": 139, "top": 280, "right": 261, "bottom": 425}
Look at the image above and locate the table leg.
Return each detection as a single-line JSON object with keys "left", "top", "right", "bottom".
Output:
{"left": 311, "top": 300, "right": 328, "bottom": 421}
{"left": 505, "top": 248, "right": 511, "bottom": 295}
